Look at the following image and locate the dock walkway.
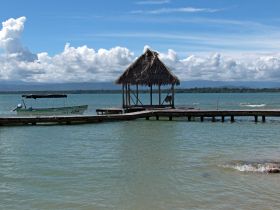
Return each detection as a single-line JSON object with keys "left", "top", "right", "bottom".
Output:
{"left": 1, "top": 109, "right": 280, "bottom": 126}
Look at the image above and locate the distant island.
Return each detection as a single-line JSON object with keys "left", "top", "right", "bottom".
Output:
{"left": 2, "top": 87, "right": 280, "bottom": 94}
{"left": 1, "top": 80, "right": 280, "bottom": 94}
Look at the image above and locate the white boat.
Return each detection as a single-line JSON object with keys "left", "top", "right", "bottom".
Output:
{"left": 14, "top": 94, "right": 88, "bottom": 116}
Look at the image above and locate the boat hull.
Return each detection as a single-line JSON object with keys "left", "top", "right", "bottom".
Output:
{"left": 16, "top": 105, "right": 88, "bottom": 116}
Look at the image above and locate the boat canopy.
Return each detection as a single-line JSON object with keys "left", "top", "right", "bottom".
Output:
{"left": 22, "top": 94, "right": 67, "bottom": 99}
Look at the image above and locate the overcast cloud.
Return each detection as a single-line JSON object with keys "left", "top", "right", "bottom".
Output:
{"left": 0, "top": 17, "right": 280, "bottom": 83}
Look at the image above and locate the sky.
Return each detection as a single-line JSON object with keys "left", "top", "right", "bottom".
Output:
{"left": 0, "top": 0, "right": 280, "bottom": 83}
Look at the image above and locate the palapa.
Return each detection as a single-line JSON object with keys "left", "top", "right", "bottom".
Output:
{"left": 116, "top": 49, "right": 180, "bottom": 86}
{"left": 116, "top": 48, "right": 180, "bottom": 108}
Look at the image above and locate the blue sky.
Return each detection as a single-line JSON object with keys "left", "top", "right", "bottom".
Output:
{"left": 0, "top": 0, "right": 280, "bottom": 82}
{"left": 1, "top": 0, "right": 280, "bottom": 55}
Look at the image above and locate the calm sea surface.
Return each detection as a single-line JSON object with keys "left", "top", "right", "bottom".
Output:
{"left": 1, "top": 93, "right": 280, "bottom": 210}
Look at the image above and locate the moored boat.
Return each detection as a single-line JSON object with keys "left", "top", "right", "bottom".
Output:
{"left": 14, "top": 94, "right": 88, "bottom": 116}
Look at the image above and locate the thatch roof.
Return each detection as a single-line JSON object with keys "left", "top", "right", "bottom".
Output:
{"left": 116, "top": 49, "right": 180, "bottom": 86}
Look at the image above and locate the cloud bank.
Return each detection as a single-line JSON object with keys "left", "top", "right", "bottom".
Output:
{"left": 1, "top": 17, "right": 280, "bottom": 83}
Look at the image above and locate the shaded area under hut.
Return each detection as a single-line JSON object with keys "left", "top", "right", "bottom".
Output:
{"left": 116, "top": 49, "right": 180, "bottom": 109}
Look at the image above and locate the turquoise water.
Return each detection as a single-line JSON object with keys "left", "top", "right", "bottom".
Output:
{"left": 1, "top": 93, "right": 280, "bottom": 209}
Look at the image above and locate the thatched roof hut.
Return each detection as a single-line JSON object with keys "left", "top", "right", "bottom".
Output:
{"left": 116, "top": 48, "right": 180, "bottom": 108}
{"left": 116, "top": 49, "right": 180, "bottom": 86}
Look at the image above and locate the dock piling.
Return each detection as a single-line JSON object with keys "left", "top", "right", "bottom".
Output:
{"left": 254, "top": 116, "right": 258, "bottom": 123}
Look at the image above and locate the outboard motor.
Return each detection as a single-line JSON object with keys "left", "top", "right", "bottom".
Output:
{"left": 13, "top": 103, "right": 22, "bottom": 111}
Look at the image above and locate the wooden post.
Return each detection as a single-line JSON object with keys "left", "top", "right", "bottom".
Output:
{"left": 171, "top": 84, "right": 175, "bottom": 108}
{"left": 230, "top": 115, "right": 235, "bottom": 122}
{"left": 169, "top": 116, "right": 172, "bottom": 121}
{"left": 262, "top": 116, "right": 266, "bottom": 122}
{"left": 200, "top": 116, "right": 204, "bottom": 122}
{"left": 254, "top": 115, "right": 258, "bottom": 123}
{"left": 158, "top": 84, "right": 161, "bottom": 106}
{"left": 128, "top": 84, "right": 131, "bottom": 106}
{"left": 212, "top": 116, "right": 216, "bottom": 122}
{"left": 136, "top": 84, "right": 139, "bottom": 105}
{"left": 221, "top": 116, "right": 225, "bottom": 122}
{"left": 122, "top": 84, "right": 125, "bottom": 108}
{"left": 125, "top": 84, "right": 128, "bottom": 108}
{"left": 188, "top": 116, "right": 191, "bottom": 121}
{"left": 156, "top": 115, "right": 159, "bottom": 120}
{"left": 150, "top": 85, "right": 153, "bottom": 106}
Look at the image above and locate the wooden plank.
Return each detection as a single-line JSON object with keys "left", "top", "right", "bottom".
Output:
{"left": 1, "top": 109, "right": 280, "bottom": 126}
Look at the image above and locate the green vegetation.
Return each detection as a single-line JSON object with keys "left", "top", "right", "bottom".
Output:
{"left": 176, "top": 87, "right": 280, "bottom": 93}
{"left": 1, "top": 87, "right": 280, "bottom": 94}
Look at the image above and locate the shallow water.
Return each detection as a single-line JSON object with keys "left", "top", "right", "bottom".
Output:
{"left": 1, "top": 93, "right": 280, "bottom": 209}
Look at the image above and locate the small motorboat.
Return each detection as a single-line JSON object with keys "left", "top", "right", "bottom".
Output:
{"left": 14, "top": 94, "right": 88, "bottom": 116}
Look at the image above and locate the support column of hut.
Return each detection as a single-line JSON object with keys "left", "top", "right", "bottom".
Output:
{"left": 122, "top": 84, "right": 125, "bottom": 108}
{"left": 123, "top": 83, "right": 130, "bottom": 108}
{"left": 171, "top": 84, "right": 175, "bottom": 108}
{"left": 136, "top": 84, "right": 139, "bottom": 105}
{"left": 158, "top": 84, "right": 161, "bottom": 106}
{"left": 150, "top": 85, "right": 153, "bottom": 106}
{"left": 128, "top": 84, "right": 131, "bottom": 106}
{"left": 125, "top": 84, "right": 128, "bottom": 108}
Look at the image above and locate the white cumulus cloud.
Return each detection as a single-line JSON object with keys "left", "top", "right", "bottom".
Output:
{"left": 0, "top": 16, "right": 37, "bottom": 61}
{"left": 1, "top": 17, "right": 280, "bottom": 83}
{"left": 158, "top": 51, "right": 280, "bottom": 82}
{"left": 32, "top": 44, "right": 134, "bottom": 82}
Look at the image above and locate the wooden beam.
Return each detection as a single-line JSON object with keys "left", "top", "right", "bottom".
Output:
{"left": 254, "top": 115, "right": 258, "bottom": 123}
{"left": 136, "top": 84, "right": 139, "bottom": 105}
{"left": 150, "top": 85, "right": 153, "bottom": 106}
{"left": 125, "top": 84, "right": 128, "bottom": 107}
{"left": 122, "top": 84, "right": 125, "bottom": 108}
{"left": 171, "top": 84, "right": 175, "bottom": 108}
{"left": 200, "top": 116, "right": 204, "bottom": 122}
{"left": 128, "top": 84, "right": 131, "bottom": 106}
{"left": 158, "top": 84, "right": 161, "bottom": 105}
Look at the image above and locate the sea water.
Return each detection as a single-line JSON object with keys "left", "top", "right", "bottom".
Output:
{"left": 1, "top": 93, "right": 280, "bottom": 210}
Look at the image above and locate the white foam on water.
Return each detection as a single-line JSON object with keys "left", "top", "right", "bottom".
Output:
{"left": 239, "top": 103, "right": 266, "bottom": 108}
{"left": 221, "top": 161, "right": 280, "bottom": 173}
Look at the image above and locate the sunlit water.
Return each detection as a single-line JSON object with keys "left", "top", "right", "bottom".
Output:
{"left": 1, "top": 93, "right": 280, "bottom": 209}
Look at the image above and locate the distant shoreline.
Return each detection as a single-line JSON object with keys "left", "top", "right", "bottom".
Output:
{"left": 2, "top": 87, "right": 280, "bottom": 94}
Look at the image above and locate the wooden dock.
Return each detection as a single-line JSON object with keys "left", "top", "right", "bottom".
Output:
{"left": 1, "top": 109, "right": 280, "bottom": 126}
